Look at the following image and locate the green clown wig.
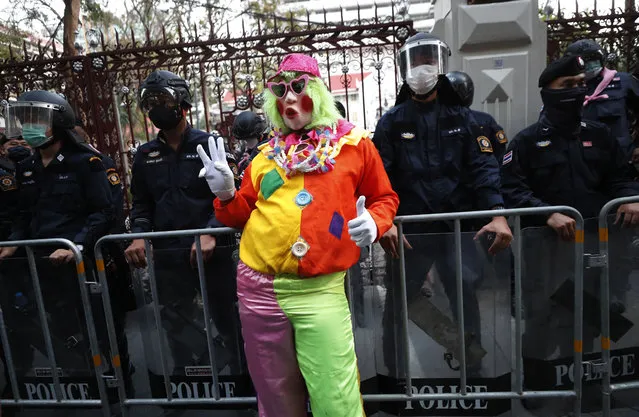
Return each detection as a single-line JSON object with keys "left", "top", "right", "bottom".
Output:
{"left": 263, "top": 71, "right": 341, "bottom": 135}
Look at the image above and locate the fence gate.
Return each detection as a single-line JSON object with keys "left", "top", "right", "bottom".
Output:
{"left": 0, "top": 8, "right": 415, "bottom": 206}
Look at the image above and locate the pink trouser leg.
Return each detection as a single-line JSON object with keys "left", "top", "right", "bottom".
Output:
{"left": 236, "top": 262, "right": 307, "bottom": 417}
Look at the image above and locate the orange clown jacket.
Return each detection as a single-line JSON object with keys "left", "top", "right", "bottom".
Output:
{"left": 214, "top": 121, "right": 399, "bottom": 277}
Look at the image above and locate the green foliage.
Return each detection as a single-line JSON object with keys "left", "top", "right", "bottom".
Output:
{"left": 0, "top": 25, "right": 26, "bottom": 60}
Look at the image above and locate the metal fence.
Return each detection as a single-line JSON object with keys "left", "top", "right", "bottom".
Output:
{"left": 0, "top": 238, "right": 111, "bottom": 416}
{"left": 14, "top": 205, "right": 639, "bottom": 416}
{"left": 85, "top": 206, "right": 585, "bottom": 416}
{"left": 598, "top": 195, "right": 639, "bottom": 417}
{"left": 545, "top": 0, "right": 638, "bottom": 72}
{"left": 0, "top": 7, "right": 415, "bottom": 204}
{"left": 0, "top": 4, "right": 636, "bottom": 205}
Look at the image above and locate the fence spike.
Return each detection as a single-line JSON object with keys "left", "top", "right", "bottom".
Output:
{"left": 242, "top": 18, "right": 246, "bottom": 38}
{"left": 145, "top": 26, "right": 151, "bottom": 45}
{"left": 162, "top": 25, "right": 167, "bottom": 44}
{"left": 114, "top": 29, "right": 120, "bottom": 48}
{"left": 130, "top": 27, "right": 137, "bottom": 47}
{"left": 8, "top": 44, "right": 14, "bottom": 60}
{"left": 37, "top": 40, "right": 42, "bottom": 56}
{"left": 306, "top": 9, "right": 311, "bottom": 29}
{"left": 100, "top": 30, "right": 106, "bottom": 50}
{"left": 557, "top": 0, "right": 562, "bottom": 17}
{"left": 177, "top": 20, "right": 184, "bottom": 43}
{"left": 22, "top": 40, "right": 28, "bottom": 60}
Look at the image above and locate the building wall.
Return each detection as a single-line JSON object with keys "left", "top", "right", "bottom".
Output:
{"left": 280, "top": 0, "right": 435, "bottom": 33}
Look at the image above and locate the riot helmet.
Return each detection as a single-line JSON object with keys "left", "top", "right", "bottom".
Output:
{"left": 139, "top": 70, "right": 192, "bottom": 131}
{"left": 232, "top": 111, "right": 267, "bottom": 140}
{"left": 4, "top": 90, "right": 75, "bottom": 148}
{"left": 445, "top": 71, "right": 475, "bottom": 107}
{"left": 564, "top": 39, "right": 605, "bottom": 81}
{"left": 398, "top": 33, "right": 451, "bottom": 96}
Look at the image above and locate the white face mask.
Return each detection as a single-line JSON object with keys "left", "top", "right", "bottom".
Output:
{"left": 405, "top": 64, "right": 439, "bottom": 95}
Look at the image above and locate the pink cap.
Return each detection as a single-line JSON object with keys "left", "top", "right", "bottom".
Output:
{"left": 270, "top": 54, "right": 321, "bottom": 80}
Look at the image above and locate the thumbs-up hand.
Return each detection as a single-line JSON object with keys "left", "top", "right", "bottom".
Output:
{"left": 348, "top": 196, "right": 378, "bottom": 247}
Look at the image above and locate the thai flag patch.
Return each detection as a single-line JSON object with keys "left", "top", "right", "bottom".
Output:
{"left": 583, "top": 141, "right": 593, "bottom": 147}
{"left": 503, "top": 150, "right": 513, "bottom": 165}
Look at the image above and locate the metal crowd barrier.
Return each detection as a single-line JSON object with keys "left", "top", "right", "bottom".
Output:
{"left": 0, "top": 206, "right": 589, "bottom": 416}
{"left": 90, "top": 206, "right": 585, "bottom": 416}
{"left": 365, "top": 206, "right": 585, "bottom": 417}
{"left": 0, "top": 238, "right": 111, "bottom": 417}
{"left": 93, "top": 228, "right": 257, "bottom": 415}
{"left": 598, "top": 195, "right": 639, "bottom": 417}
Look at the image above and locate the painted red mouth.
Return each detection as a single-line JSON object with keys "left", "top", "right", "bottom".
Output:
{"left": 285, "top": 108, "right": 298, "bottom": 118}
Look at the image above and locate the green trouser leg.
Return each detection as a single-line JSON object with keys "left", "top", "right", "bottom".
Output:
{"left": 274, "top": 271, "right": 365, "bottom": 417}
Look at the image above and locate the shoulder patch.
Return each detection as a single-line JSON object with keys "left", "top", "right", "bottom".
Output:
{"left": 0, "top": 175, "right": 16, "bottom": 191}
{"left": 229, "top": 162, "right": 239, "bottom": 177}
{"left": 148, "top": 150, "right": 161, "bottom": 158}
{"left": 477, "top": 136, "right": 493, "bottom": 153}
{"left": 496, "top": 130, "right": 508, "bottom": 144}
{"left": 108, "top": 171, "right": 121, "bottom": 185}
{"left": 88, "top": 156, "right": 105, "bottom": 172}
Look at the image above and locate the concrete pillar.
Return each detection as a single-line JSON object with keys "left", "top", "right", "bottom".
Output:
{"left": 430, "top": 0, "right": 547, "bottom": 137}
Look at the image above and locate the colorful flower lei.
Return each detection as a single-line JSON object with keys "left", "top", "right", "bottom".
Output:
{"left": 264, "top": 126, "right": 345, "bottom": 177}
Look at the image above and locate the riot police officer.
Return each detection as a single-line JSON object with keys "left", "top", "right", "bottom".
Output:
{"left": 0, "top": 134, "right": 30, "bottom": 241}
{"left": 123, "top": 70, "right": 244, "bottom": 382}
{"left": 0, "top": 90, "right": 114, "bottom": 374}
{"left": 564, "top": 40, "right": 639, "bottom": 159}
{"left": 232, "top": 111, "right": 268, "bottom": 176}
{"left": 0, "top": 91, "right": 114, "bottom": 259}
{"left": 501, "top": 56, "right": 639, "bottom": 405}
{"left": 445, "top": 71, "right": 509, "bottom": 161}
{"left": 374, "top": 32, "right": 512, "bottom": 378}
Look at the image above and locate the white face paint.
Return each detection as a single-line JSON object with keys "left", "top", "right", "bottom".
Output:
{"left": 278, "top": 90, "right": 313, "bottom": 131}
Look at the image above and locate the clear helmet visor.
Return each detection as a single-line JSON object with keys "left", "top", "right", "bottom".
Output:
{"left": 399, "top": 42, "right": 449, "bottom": 81}
{"left": 139, "top": 87, "right": 179, "bottom": 113}
{"left": 4, "top": 102, "right": 56, "bottom": 139}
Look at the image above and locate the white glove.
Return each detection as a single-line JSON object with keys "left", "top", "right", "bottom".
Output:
{"left": 348, "top": 196, "right": 378, "bottom": 247}
{"left": 197, "top": 136, "right": 236, "bottom": 201}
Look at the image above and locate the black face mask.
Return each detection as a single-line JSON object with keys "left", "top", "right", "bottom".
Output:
{"left": 540, "top": 87, "right": 587, "bottom": 132}
{"left": 148, "top": 106, "right": 183, "bottom": 131}
{"left": 7, "top": 146, "right": 31, "bottom": 162}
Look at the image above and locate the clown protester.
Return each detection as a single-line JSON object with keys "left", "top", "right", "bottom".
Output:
{"left": 197, "top": 54, "right": 399, "bottom": 416}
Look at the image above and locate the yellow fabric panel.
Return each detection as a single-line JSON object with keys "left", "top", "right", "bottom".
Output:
{"left": 239, "top": 153, "right": 304, "bottom": 275}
